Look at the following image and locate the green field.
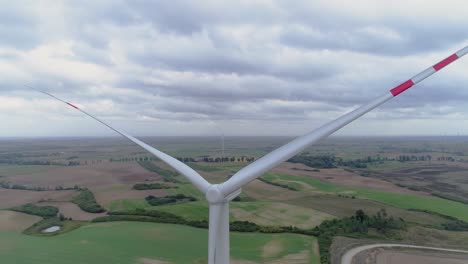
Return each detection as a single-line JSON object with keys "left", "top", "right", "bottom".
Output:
{"left": 0, "top": 221, "right": 319, "bottom": 264}
{"left": 265, "top": 173, "right": 468, "bottom": 222}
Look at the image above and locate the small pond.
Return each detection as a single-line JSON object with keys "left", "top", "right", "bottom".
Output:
{"left": 42, "top": 226, "right": 61, "bottom": 233}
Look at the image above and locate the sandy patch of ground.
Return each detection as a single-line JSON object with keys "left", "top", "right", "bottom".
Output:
{"left": 0, "top": 210, "right": 41, "bottom": 232}
{"left": 374, "top": 249, "right": 468, "bottom": 264}
{"left": 231, "top": 260, "right": 257, "bottom": 264}
{"left": 233, "top": 250, "right": 310, "bottom": 264}
{"left": 274, "top": 162, "right": 428, "bottom": 195}
{"left": 137, "top": 257, "right": 171, "bottom": 264}
{"left": 38, "top": 201, "right": 106, "bottom": 221}
{"left": 270, "top": 250, "right": 309, "bottom": 264}
{"left": 262, "top": 239, "right": 283, "bottom": 258}
{"left": 313, "top": 239, "right": 319, "bottom": 257}
{"left": 0, "top": 189, "right": 76, "bottom": 209}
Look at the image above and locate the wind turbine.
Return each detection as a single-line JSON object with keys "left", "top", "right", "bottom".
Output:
{"left": 37, "top": 46, "right": 467, "bottom": 264}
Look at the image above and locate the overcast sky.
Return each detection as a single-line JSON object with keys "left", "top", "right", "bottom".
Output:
{"left": 0, "top": 0, "right": 467, "bottom": 137}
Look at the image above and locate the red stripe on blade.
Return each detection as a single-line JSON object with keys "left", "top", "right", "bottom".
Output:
{"left": 67, "top": 102, "right": 79, "bottom": 109}
{"left": 433, "top": 54, "right": 459, "bottom": 71}
{"left": 390, "top": 79, "right": 414, "bottom": 96}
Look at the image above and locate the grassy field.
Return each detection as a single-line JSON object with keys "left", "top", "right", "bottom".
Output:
{"left": 265, "top": 173, "right": 468, "bottom": 222}
{"left": 0, "top": 221, "right": 319, "bottom": 264}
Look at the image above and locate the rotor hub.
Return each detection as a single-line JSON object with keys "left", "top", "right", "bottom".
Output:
{"left": 205, "top": 184, "right": 225, "bottom": 204}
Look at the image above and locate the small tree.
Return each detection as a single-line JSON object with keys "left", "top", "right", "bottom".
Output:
{"left": 355, "top": 209, "right": 368, "bottom": 223}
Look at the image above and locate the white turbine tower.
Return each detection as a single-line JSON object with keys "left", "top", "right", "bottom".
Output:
{"left": 37, "top": 46, "right": 467, "bottom": 264}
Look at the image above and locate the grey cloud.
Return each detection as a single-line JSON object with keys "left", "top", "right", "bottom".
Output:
{"left": 129, "top": 46, "right": 339, "bottom": 82}
{"left": 0, "top": 8, "right": 40, "bottom": 49}
{"left": 125, "top": 0, "right": 282, "bottom": 34}
{"left": 280, "top": 23, "right": 466, "bottom": 56}
{"left": 1, "top": 1, "right": 468, "bottom": 137}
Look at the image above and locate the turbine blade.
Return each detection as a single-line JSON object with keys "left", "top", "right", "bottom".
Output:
{"left": 220, "top": 45, "right": 468, "bottom": 196}
{"left": 35, "top": 90, "right": 211, "bottom": 193}
{"left": 208, "top": 204, "right": 222, "bottom": 264}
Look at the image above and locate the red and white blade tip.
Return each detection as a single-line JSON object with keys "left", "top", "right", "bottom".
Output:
{"left": 390, "top": 46, "right": 467, "bottom": 96}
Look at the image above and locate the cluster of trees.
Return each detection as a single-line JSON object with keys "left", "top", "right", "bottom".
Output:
{"left": 443, "top": 220, "right": 468, "bottom": 231}
{"left": 337, "top": 194, "right": 356, "bottom": 199}
{"left": 437, "top": 156, "right": 456, "bottom": 162}
{"left": 11, "top": 204, "right": 59, "bottom": 218}
{"left": 132, "top": 183, "right": 176, "bottom": 190}
{"left": 312, "top": 209, "right": 406, "bottom": 264}
{"left": 288, "top": 155, "right": 337, "bottom": 168}
{"left": 397, "top": 155, "right": 432, "bottom": 162}
{"left": 67, "top": 161, "right": 81, "bottom": 166}
{"left": 72, "top": 188, "right": 105, "bottom": 213}
{"left": 258, "top": 177, "right": 299, "bottom": 191}
{"left": 137, "top": 161, "right": 180, "bottom": 183}
{"left": 145, "top": 194, "right": 197, "bottom": 206}
{"left": 397, "top": 155, "right": 457, "bottom": 162}
{"left": 311, "top": 209, "right": 406, "bottom": 263}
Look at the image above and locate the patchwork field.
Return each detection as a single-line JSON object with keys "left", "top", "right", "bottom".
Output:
{"left": 2, "top": 136, "right": 468, "bottom": 263}
{"left": 0, "top": 221, "right": 319, "bottom": 264}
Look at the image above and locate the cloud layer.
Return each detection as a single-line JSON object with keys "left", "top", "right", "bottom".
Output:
{"left": 0, "top": 0, "right": 467, "bottom": 137}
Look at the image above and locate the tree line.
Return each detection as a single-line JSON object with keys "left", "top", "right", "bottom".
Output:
{"left": 133, "top": 183, "right": 176, "bottom": 190}
{"left": 110, "top": 155, "right": 256, "bottom": 163}
{"left": 289, "top": 153, "right": 456, "bottom": 169}
{"left": 145, "top": 194, "right": 197, "bottom": 206}
{"left": 0, "top": 181, "right": 79, "bottom": 192}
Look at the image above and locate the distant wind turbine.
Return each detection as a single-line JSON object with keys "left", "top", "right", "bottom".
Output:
{"left": 36, "top": 45, "right": 467, "bottom": 264}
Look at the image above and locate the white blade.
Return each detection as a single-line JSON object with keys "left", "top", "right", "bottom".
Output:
{"left": 208, "top": 204, "right": 222, "bottom": 264}
{"left": 220, "top": 46, "right": 468, "bottom": 196}
{"left": 36, "top": 90, "right": 211, "bottom": 193}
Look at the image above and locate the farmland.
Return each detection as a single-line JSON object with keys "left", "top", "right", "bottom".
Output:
{"left": 1, "top": 136, "right": 468, "bottom": 263}
{"left": 0, "top": 221, "right": 319, "bottom": 264}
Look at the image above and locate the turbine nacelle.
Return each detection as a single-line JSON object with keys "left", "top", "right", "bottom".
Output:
{"left": 206, "top": 185, "right": 242, "bottom": 204}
